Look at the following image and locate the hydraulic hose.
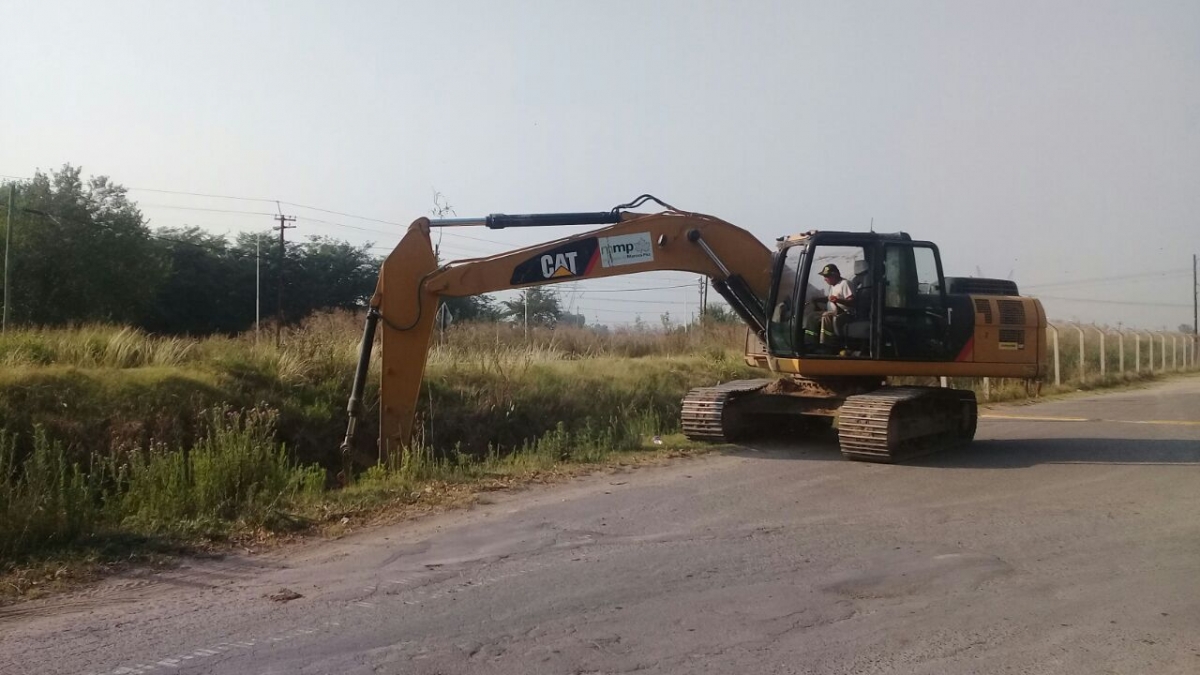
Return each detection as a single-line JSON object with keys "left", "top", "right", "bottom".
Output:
{"left": 340, "top": 308, "right": 380, "bottom": 455}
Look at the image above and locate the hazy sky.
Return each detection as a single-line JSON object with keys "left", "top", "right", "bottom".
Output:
{"left": 3, "top": 0, "right": 1198, "bottom": 329}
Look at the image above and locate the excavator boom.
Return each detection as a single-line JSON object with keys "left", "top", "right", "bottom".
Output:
{"left": 343, "top": 204, "right": 773, "bottom": 460}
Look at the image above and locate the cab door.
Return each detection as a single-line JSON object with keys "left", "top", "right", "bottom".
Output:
{"left": 765, "top": 244, "right": 804, "bottom": 356}
{"left": 880, "top": 242, "right": 951, "bottom": 359}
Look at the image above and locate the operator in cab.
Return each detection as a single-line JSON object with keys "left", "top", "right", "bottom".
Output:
{"left": 809, "top": 263, "right": 856, "bottom": 348}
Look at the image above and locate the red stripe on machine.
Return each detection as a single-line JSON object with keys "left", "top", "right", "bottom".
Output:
{"left": 956, "top": 337, "right": 974, "bottom": 362}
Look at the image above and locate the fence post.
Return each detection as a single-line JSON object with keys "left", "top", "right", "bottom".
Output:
{"left": 1147, "top": 332, "right": 1155, "bottom": 372}
{"left": 1048, "top": 324, "right": 1061, "bottom": 387}
{"left": 1134, "top": 333, "right": 1141, "bottom": 373}
{"left": 1172, "top": 335, "right": 1179, "bottom": 371}
{"left": 1091, "top": 326, "right": 1106, "bottom": 379}
{"left": 1073, "top": 324, "right": 1086, "bottom": 383}
{"left": 1110, "top": 329, "right": 1124, "bottom": 375}
{"left": 1160, "top": 333, "right": 1167, "bottom": 371}
{"left": 983, "top": 377, "right": 991, "bottom": 401}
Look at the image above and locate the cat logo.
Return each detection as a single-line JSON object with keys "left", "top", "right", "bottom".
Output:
{"left": 510, "top": 238, "right": 600, "bottom": 285}
{"left": 540, "top": 251, "right": 580, "bottom": 278}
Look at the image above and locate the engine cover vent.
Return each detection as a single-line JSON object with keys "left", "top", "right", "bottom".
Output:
{"left": 945, "top": 277, "right": 1020, "bottom": 296}
{"left": 997, "top": 299, "right": 1027, "bottom": 325}
{"left": 974, "top": 298, "right": 994, "bottom": 324}
{"left": 998, "top": 328, "right": 1026, "bottom": 350}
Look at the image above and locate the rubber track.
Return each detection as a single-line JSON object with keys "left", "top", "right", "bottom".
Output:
{"left": 838, "top": 387, "right": 977, "bottom": 463}
{"left": 681, "top": 379, "right": 775, "bottom": 443}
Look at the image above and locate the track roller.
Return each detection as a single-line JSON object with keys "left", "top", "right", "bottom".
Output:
{"left": 681, "top": 379, "right": 774, "bottom": 442}
{"left": 837, "top": 387, "right": 977, "bottom": 463}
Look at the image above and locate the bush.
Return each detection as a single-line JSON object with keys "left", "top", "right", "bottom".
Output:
{"left": 0, "top": 428, "right": 102, "bottom": 559}
{"left": 1, "top": 408, "right": 324, "bottom": 560}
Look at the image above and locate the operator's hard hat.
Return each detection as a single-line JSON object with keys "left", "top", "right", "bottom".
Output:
{"left": 819, "top": 264, "right": 840, "bottom": 278}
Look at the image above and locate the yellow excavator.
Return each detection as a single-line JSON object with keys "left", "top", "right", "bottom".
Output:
{"left": 341, "top": 196, "right": 1045, "bottom": 463}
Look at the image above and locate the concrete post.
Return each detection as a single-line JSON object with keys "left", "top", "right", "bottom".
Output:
{"left": 1090, "top": 326, "right": 1106, "bottom": 379}
{"left": 1073, "top": 325, "right": 1086, "bottom": 383}
{"left": 1048, "top": 324, "right": 1061, "bottom": 387}
{"left": 1109, "top": 330, "right": 1124, "bottom": 374}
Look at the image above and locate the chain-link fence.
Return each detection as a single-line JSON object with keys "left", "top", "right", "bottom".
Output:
{"left": 1044, "top": 324, "right": 1197, "bottom": 387}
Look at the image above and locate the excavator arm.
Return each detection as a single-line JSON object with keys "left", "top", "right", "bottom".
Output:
{"left": 341, "top": 202, "right": 774, "bottom": 461}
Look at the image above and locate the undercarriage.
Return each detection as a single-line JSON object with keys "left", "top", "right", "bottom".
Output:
{"left": 681, "top": 376, "right": 978, "bottom": 463}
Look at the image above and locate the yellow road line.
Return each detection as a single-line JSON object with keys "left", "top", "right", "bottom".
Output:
{"left": 981, "top": 414, "right": 1090, "bottom": 422}
{"left": 981, "top": 414, "right": 1200, "bottom": 427}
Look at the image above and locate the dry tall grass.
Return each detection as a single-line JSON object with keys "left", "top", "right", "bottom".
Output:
{"left": 1, "top": 312, "right": 1194, "bottom": 566}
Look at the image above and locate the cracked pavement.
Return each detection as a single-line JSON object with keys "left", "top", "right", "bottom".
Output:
{"left": 2, "top": 377, "right": 1199, "bottom": 674}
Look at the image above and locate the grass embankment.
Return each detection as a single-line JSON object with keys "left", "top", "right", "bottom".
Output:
{"left": 0, "top": 318, "right": 755, "bottom": 601}
{"left": 1, "top": 317, "right": 1194, "bottom": 602}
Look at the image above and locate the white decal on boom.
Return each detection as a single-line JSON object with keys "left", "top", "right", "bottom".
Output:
{"left": 599, "top": 233, "right": 654, "bottom": 268}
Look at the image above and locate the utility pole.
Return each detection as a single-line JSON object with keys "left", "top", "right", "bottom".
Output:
{"left": 683, "top": 285, "right": 689, "bottom": 332}
{"left": 3, "top": 182, "right": 13, "bottom": 332}
{"left": 699, "top": 276, "right": 708, "bottom": 319}
{"left": 255, "top": 234, "right": 261, "bottom": 344}
{"left": 524, "top": 288, "right": 529, "bottom": 340}
{"left": 274, "top": 212, "right": 296, "bottom": 347}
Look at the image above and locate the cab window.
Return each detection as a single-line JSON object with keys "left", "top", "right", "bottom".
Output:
{"left": 767, "top": 245, "right": 804, "bottom": 354}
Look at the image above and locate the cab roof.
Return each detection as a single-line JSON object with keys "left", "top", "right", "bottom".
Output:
{"left": 776, "top": 230, "right": 913, "bottom": 249}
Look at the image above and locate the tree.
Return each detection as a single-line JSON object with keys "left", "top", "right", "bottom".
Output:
{"left": 3, "top": 165, "right": 390, "bottom": 333}
{"left": 442, "top": 295, "right": 503, "bottom": 323}
{"left": 501, "top": 287, "right": 562, "bottom": 327}
{"left": 700, "top": 303, "right": 739, "bottom": 324}
{"left": 144, "top": 232, "right": 379, "bottom": 335}
{"left": 5, "top": 166, "right": 166, "bottom": 326}
{"left": 286, "top": 236, "right": 379, "bottom": 316}
{"left": 559, "top": 311, "right": 586, "bottom": 327}
{"left": 144, "top": 227, "right": 254, "bottom": 334}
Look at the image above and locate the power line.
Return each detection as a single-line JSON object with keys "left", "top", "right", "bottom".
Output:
{"left": 80, "top": 180, "right": 509, "bottom": 246}
{"left": 1024, "top": 268, "right": 1191, "bottom": 290}
{"left": 23, "top": 208, "right": 262, "bottom": 260}
{"left": 575, "top": 305, "right": 648, "bottom": 316}
{"left": 7, "top": 173, "right": 712, "bottom": 281}
{"left": 576, "top": 283, "right": 697, "bottom": 293}
{"left": 291, "top": 212, "right": 509, "bottom": 248}
{"left": 578, "top": 295, "right": 695, "bottom": 305}
{"left": 1036, "top": 294, "right": 1191, "bottom": 308}
{"left": 139, "top": 203, "right": 277, "bottom": 217}
{"left": 117, "top": 185, "right": 276, "bottom": 203}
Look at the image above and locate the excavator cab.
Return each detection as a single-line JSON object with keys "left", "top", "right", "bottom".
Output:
{"left": 766, "top": 232, "right": 964, "bottom": 363}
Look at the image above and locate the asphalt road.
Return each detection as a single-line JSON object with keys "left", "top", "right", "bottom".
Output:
{"left": 3, "top": 377, "right": 1199, "bottom": 675}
